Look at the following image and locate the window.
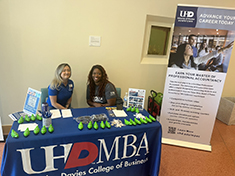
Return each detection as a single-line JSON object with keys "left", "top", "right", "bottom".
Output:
{"left": 141, "top": 15, "right": 174, "bottom": 65}
{"left": 148, "top": 26, "right": 171, "bottom": 55}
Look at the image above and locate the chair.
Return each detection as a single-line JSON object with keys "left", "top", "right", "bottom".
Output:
{"left": 116, "top": 87, "right": 121, "bottom": 97}
{"left": 41, "top": 88, "right": 48, "bottom": 105}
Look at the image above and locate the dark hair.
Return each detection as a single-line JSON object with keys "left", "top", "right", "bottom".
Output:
{"left": 174, "top": 43, "right": 197, "bottom": 69}
{"left": 198, "top": 42, "right": 208, "bottom": 54}
{"left": 189, "top": 34, "right": 196, "bottom": 40}
{"left": 87, "top": 65, "right": 109, "bottom": 100}
{"left": 216, "top": 46, "right": 221, "bottom": 50}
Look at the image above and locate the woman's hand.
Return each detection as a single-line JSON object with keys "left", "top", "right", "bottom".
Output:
{"left": 219, "top": 41, "right": 234, "bottom": 53}
{"left": 93, "top": 103, "right": 103, "bottom": 107}
{"left": 49, "top": 95, "right": 67, "bottom": 109}
{"left": 224, "top": 41, "right": 234, "bottom": 50}
{"left": 65, "top": 104, "right": 70, "bottom": 109}
{"left": 87, "top": 99, "right": 103, "bottom": 107}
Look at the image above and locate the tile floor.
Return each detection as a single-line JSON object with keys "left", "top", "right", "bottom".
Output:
{"left": 159, "top": 119, "right": 235, "bottom": 176}
{"left": 0, "top": 119, "right": 234, "bottom": 176}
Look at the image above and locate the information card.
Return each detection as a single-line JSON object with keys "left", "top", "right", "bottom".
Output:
{"left": 128, "top": 88, "right": 146, "bottom": 110}
{"left": 23, "top": 87, "right": 41, "bottom": 116}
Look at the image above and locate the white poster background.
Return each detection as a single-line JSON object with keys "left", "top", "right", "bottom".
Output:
{"left": 161, "top": 68, "right": 226, "bottom": 145}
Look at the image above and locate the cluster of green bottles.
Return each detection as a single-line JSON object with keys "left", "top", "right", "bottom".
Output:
{"left": 124, "top": 115, "right": 156, "bottom": 126}
{"left": 11, "top": 124, "right": 54, "bottom": 138}
{"left": 38, "top": 124, "right": 54, "bottom": 135}
{"left": 18, "top": 114, "right": 42, "bottom": 124}
{"left": 78, "top": 120, "right": 111, "bottom": 130}
{"left": 126, "top": 106, "right": 140, "bottom": 113}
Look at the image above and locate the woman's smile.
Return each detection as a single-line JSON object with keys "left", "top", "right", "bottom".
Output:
{"left": 92, "top": 68, "right": 102, "bottom": 84}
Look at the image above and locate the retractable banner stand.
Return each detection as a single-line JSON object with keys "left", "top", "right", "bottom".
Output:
{"left": 160, "top": 4, "right": 235, "bottom": 151}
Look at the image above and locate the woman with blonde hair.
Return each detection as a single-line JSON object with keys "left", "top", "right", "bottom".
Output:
{"left": 47, "top": 63, "right": 74, "bottom": 109}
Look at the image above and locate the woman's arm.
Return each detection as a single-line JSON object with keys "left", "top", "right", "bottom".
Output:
{"left": 49, "top": 95, "right": 66, "bottom": 109}
{"left": 87, "top": 99, "right": 103, "bottom": 107}
{"left": 194, "top": 41, "right": 234, "bottom": 65}
{"left": 101, "top": 83, "right": 117, "bottom": 107}
{"left": 100, "top": 98, "right": 116, "bottom": 107}
{"left": 194, "top": 51, "right": 218, "bottom": 65}
{"left": 87, "top": 98, "right": 116, "bottom": 107}
{"left": 66, "top": 96, "right": 72, "bottom": 109}
{"left": 218, "top": 41, "right": 234, "bottom": 53}
{"left": 87, "top": 99, "right": 94, "bottom": 107}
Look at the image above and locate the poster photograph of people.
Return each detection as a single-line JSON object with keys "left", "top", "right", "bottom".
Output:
{"left": 169, "top": 27, "right": 234, "bottom": 73}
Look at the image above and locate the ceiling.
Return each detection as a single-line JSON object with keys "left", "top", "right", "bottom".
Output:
{"left": 173, "top": 26, "right": 228, "bottom": 36}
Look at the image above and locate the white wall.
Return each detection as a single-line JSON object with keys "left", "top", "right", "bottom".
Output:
{"left": 1, "top": 0, "right": 235, "bottom": 125}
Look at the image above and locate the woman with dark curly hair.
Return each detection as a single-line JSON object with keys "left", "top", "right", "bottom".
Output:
{"left": 86, "top": 64, "right": 123, "bottom": 107}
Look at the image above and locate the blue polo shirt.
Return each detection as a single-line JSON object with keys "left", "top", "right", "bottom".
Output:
{"left": 47, "top": 79, "right": 74, "bottom": 108}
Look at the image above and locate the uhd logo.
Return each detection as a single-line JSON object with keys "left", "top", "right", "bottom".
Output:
{"left": 180, "top": 11, "right": 194, "bottom": 18}
{"left": 16, "top": 133, "right": 149, "bottom": 174}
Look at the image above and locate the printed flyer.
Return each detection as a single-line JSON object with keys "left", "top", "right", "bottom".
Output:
{"left": 128, "top": 88, "right": 146, "bottom": 110}
{"left": 160, "top": 5, "right": 235, "bottom": 150}
{"left": 23, "top": 87, "right": 41, "bottom": 116}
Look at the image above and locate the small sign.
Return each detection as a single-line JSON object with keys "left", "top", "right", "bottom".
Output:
{"left": 89, "top": 36, "right": 101, "bottom": 47}
{"left": 23, "top": 88, "right": 41, "bottom": 116}
{"left": 128, "top": 88, "right": 146, "bottom": 110}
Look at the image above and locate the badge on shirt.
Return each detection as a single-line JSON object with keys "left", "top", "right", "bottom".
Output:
{"left": 110, "top": 91, "right": 115, "bottom": 96}
{"left": 69, "top": 84, "right": 73, "bottom": 91}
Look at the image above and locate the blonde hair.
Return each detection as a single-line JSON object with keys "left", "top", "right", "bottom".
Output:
{"left": 50, "top": 63, "right": 71, "bottom": 90}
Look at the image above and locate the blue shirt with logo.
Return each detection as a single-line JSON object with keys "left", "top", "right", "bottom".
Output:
{"left": 47, "top": 79, "right": 74, "bottom": 108}
{"left": 86, "top": 82, "right": 123, "bottom": 105}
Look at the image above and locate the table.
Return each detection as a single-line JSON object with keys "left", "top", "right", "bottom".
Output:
{"left": 1, "top": 107, "right": 162, "bottom": 176}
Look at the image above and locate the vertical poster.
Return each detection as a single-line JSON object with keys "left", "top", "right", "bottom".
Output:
{"left": 160, "top": 5, "right": 235, "bottom": 151}
{"left": 23, "top": 87, "right": 41, "bottom": 116}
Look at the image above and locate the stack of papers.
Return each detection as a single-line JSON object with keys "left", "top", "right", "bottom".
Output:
{"left": 18, "top": 123, "right": 38, "bottom": 131}
{"left": 112, "top": 110, "right": 127, "bottom": 117}
{"left": 50, "top": 109, "right": 61, "bottom": 119}
{"left": 61, "top": 109, "right": 73, "bottom": 118}
{"left": 49, "top": 109, "right": 73, "bottom": 118}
